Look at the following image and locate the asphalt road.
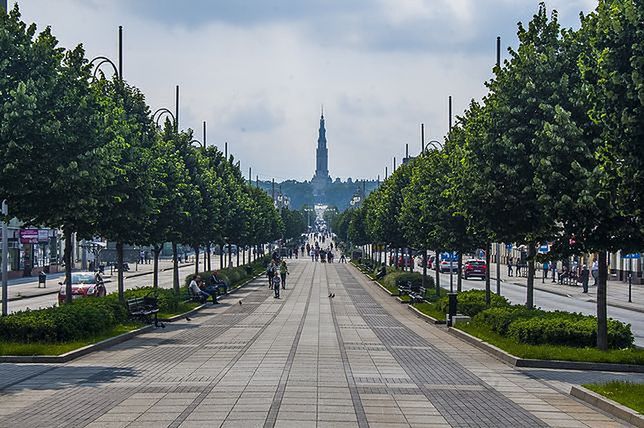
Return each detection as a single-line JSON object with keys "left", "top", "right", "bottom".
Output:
{"left": 7, "top": 263, "right": 195, "bottom": 314}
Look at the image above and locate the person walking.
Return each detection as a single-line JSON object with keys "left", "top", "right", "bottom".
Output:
{"left": 591, "top": 259, "right": 599, "bottom": 286}
{"left": 543, "top": 261, "right": 549, "bottom": 282}
{"left": 272, "top": 274, "right": 281, "bottom": 298}
{"left": 310, "top": 249, "right": 315, "bottom": 262}
{"left": 580, "top": 264, "right": 590, "bottom": 293}
{"left": 507, "top": 256, "right": 513, "bottom": 277}
{"left": 551, "top": 261, "right": 557, "bottom": 283}
{"left": 267, "top": 261, "right": 276, "bottom": 288}
{"left": 279, "top": 260, "right": 289, "bottom": 289}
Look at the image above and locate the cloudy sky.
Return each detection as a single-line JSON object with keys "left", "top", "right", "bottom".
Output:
{"left": 17, "top": 0, "right": 595, "bottom": 182}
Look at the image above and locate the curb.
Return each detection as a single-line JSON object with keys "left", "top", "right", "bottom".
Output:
{"left": 407, "top": 304, "right": 445, "bottom": 325}
{"left": 570, "top": 385, "right": 644, "bottom": 428}
{"left": 447, "top": 326, "right": 644, "bottom": 373}
{"left": 0, "top": 324, "right": 154, "bottom": 364}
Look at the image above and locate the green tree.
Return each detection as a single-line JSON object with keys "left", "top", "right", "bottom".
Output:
{"left": 93, "top": 79, "right": 157, "bottom": 301}
{"left": 0, "top": 7, "right": 106, "bottom": 302}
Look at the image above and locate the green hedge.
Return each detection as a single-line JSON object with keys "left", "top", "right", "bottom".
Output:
{"left": 185, "top": 256, "right": 271, "bottom": 288}
{"left": 0, "top": 298, "right": 128, "bottom": 343}
{"left": 122, "top": 287, "right": 182, "bottom": 313}
{"left": 473, "top": 306, "right": 634, "bottom": 349}
{"left": 435, "top": 289, "right": 509, "bottom": 317}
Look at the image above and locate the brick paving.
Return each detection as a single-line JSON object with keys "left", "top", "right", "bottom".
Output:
{"left": 0, "top": 260, "right": 635, "bottom": 427}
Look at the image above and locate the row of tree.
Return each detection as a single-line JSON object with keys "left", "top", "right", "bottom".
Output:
{"left": 335, "top": 0, "right": 643, "bottom": 350}
{"left": 0, "top": 6, "right": 287, "bottom": 303}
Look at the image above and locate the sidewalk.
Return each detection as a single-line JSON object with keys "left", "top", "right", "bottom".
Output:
{"left": 489, "top": 261, "right": 644, "bottom": 313}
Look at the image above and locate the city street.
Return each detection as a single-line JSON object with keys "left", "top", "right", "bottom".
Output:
{"left": 0, "top": 260, "right": 637, "bottom": 428}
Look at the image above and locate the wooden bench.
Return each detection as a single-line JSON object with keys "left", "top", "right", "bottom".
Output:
{"left": 127, "top": 296, "right": 163, "bottom": 328}
{"left": 187, "top": 287, "right": 207, "bottom": 303}
{"left": 409, "top": 286, "right": 428, "bottom": 304}
{"left": 397, "top": 281, "right": 427, "bottom": 303}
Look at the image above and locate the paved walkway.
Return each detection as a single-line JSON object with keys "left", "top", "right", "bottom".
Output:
{"left": 0, "top": 260, "right": 637, "bottom": 427}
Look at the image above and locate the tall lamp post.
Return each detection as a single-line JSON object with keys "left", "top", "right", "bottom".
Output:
{"left": 2, "top": 200, "right": 8, "bottom": 316}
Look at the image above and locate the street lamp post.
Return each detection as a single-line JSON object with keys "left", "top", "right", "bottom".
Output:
{"left": 2, "top": 200, "right": 8, "bottom": 316}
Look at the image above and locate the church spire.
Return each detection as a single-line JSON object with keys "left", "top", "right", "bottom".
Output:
{"left": 314, "top": 109, "right": 329, "bottom": 180}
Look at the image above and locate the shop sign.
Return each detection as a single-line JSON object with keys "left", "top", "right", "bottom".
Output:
{"left": 19, "top": 229, "right": 39, "bottom": 244}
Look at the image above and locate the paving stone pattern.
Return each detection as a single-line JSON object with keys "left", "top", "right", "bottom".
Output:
{"left": 0, "top": 260, "right": 631, "bottom": 427}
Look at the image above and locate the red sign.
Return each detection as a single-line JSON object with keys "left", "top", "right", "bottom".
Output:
{"left": 19, "top": 229, "right": 39, "bottom": 244}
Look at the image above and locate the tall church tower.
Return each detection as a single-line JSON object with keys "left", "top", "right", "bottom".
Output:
{"left": 314, "top": 111, "right": 330, "bottom": 180}
{"left": 312, "top": 109, "right": 331, "bottom": 203}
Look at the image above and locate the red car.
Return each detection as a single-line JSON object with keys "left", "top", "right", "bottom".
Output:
{"left": 463, "top": 259, "right": 487, "bottom": 280}
{"left": 58, "top": 272, "right": 107, "bottom": 304}
{"left": 390, "top": 254, "right": 413, "bottom": 267}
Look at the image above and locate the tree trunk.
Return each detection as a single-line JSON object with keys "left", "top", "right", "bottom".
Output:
{"left": 194, "top": 245, "right": 200, "bottom": 276}
{"left": 203, "top": 246, "right": 207, "bottom": 271}
{"left": 435, "top": 249, "right": 440, "bottom": 297}
{"left": 485, "top": 242, "right": 491, "bottom": 306}
{"left": 207, "top": 243, "right": 212, "bottom": 271}
{"left": 153, "top": 245, "right": 161, "bottom": 288}
{"left": 526, "top": 243, "right": 535, "bottom": 309}
{"left": 457, "top": 253, "right": 463, "bottom": 292}
{"left": 63, "top": 228, "right": 73, "bottom": 304}
{"left": 228, "top": 244, "right": 233, "bottom": 268}
{"left": 597, "top": 251, "right": 608, "bottom": 350}
{"left": 172, "top": 242, "right": 179, "bottom": 292}
{"left": 242, "top": 247, "right": 246, "bottom": 265}
{"left": 116, "top": 241, "right": 124, "bottom": 302}
{"left": 237, "top": 246, "right": 240, "bottom": 266}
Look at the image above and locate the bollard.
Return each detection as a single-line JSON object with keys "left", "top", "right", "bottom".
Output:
{"left": 447, "top": 292, "right": 457, "bottom": 326}
{"left": 38, "top": 271, "right": 46, "bottom": 288}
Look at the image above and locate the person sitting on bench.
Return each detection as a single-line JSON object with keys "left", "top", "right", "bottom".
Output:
{"left": 209, "top": 271, "right": 228, "bottom": 295}
{"left": 190, "top": 275, "right": 217, "bottom": 304}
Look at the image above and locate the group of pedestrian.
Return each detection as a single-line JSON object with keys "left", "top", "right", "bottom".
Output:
{"left": 266, "top": 257, "right": 289, "bottom": 299}
{"left": 138, "top": 250, "right": 151, "bottom": 264}
{"left": 189, "top": 271, "right": 228, "bottom": 304}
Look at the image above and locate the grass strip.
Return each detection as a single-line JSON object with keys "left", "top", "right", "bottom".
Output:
{"left": 413, "top": 302, "right": 445, "bottom": 321}
{"left": 0, "top": 323, "right": 144, "bottom": 356}
{"left": 583, "top": 381, "right": 644, "bottom": 413}
{"left": 458, "top": 322, "right": 644, "bottom": 365}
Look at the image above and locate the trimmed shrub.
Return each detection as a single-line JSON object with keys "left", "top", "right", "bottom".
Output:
{"left": 475, "top": 306, "right": 544, "bottom": 335}
{"left": 436, "top": 289, "right": 509, "bottom": 317}
{"left": 121, "top": 287, "right": 182, "bottom": 313}
{"left": 0, "top": 298, "right": 127, "bottom": 343}
{"left": 508, "top": 315, "right": 633, "bottom": 349}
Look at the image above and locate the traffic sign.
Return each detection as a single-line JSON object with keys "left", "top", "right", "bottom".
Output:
{"left": 505, "top": 243, "right": 513, "bottom": 251}
{"left": 440, "top": 252, "right": 458, "bottom": 262}
{"left": 538, "top": 243, "right": 549, "bottom": 254}
{"left": 623, "top": 253, "right": 641, "bottom": 259}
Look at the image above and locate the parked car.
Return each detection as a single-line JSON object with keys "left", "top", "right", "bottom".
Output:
{"left": 438, "top": 259, "right": 458, "bottom": 273}
{"left": 389, "top": 254, "right": 413, "bottom": 267}
{"left": 416, "top": 254, "right": 436, "bottom": 269}
{"left": 58, "top": 272, "right": 106, "bottom": 304}
{"left": 463, "top": 259, "right": 487, "bottom": 280}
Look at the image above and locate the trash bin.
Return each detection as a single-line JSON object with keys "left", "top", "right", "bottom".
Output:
{"left": 447, "top": 293, "right": 457, "bottom": 326}
{"left": 38, "top": 271, "right": 47, "bottom": 288}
